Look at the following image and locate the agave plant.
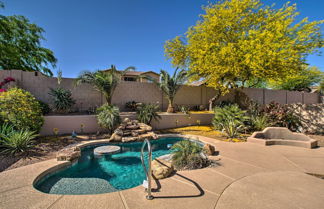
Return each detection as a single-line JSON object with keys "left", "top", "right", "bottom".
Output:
{"left": 96, "top": 104, "right": 121, "bottom": 134}
{"left": 75, "top": 65, "right": 135, "bottom": 104}
{"left": 136, "top": 103, "right": 161, "bottom": 125}
{"left": 213, "top": 104, "right": 249, "bottom": 138}
{"left": 171, "top": 140, "right": 208, "bottom": 170}
{"left": 48, "top": 87, "right": 75, "bottom": 113}
{"left": 0, "top": 127, "right": 38, "bottom": 155}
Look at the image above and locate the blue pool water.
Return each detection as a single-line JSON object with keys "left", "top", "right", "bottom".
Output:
{"left": 34, "top": 137, "right": 183, "bottom": 195}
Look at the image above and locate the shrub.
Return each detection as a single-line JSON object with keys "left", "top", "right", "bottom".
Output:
{"left": 250, "top": 115, "right": 270, "bottom": 131}
{"left": 96, "top": 104, "right": 121, "bottom": 134}
{"left": 262, "top": 102, "right": 301, "bottom": 131}
{"left": 172, "top": 140, "right": 209, "bottom": 170}
{"left": 0, "top": 88, "right": 44, "bottom": 132}
{"left": 0, "top": 76, "right": 15, "bottom": 92}
{"left": 0, "top": 127, "right": 37, "bottom": 155}
{"left": 136, "top": 103, "right": 161, "bottom": 125}
{"left": 212, "top": 104, "right": 249, "bottom": 138}
{"left": 0, "top": 123, "right": 15, "bottom": 140}
{"left": 125, "top": 101, "right": 141, "bottom": 111}
{"left": 38, "top": 100, "right": 51, "bottom": 115}
{"left": 178, "top": 105, "right": 190, "bottom": 114}
{"left": 48, "top": 87, "right": 75, "bottom": 113}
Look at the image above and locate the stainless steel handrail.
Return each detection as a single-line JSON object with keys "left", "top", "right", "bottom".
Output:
{"left": 140, "top": 139, "right": 154, "bottom": 200}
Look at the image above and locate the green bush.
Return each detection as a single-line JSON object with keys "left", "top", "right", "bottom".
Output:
{"left": 0, "top": 124, "right": 37, "bottom": 155}
{"left": 38, "top": 100, "right": 51, "bottom": 115}
{"left": 250, "top": 115, "right": 270, "bottom": 131}
{"left": 48, "top": 87, "right": 75, "bottom": 113}
{"left": 96, "top": 104, "right": 121, "bottom": 134}
{"left": 0, "top": 88, "right": 44, "bottom": 132}
{"left": 262, "top": 102, "right": 301, "bottom": 131}
{"left": 172, "top": 140, "right": 209, "bottom": 170}
{"left": 213, "top": 104, "right": 249, "bottom": 138}
{"left": 0, "top": 123, "right": 15, "bottom": 140}
{"left": 178, "top": 105, "right": 190, "bottom": 114}
{"left": 136, "top": 103, "right": 161, "bottom": 125}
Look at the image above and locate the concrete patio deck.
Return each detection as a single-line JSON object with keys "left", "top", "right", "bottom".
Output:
{"left": 1, "top": 135, "right": 324, "bottom": 209}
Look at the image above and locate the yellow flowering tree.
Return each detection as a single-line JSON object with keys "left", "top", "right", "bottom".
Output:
{"left": 165, "top": 0, "right": 323, "bottom": 98}
{"left": 268, "top": 66, "right": 324, "bottom": 92}
{"left": 0, "top": 88, "right": 44, "bottom": 132}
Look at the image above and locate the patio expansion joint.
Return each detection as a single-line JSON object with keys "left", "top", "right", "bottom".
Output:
{"left": 46, "top": 194, "right": 64, "bottom": 209}
{"left": 213, "top": 174, "right": 252, "bottom": 209}
{"left": 219, "top": 155, "right": 267, "bottom": 170}
{"left": 278, "top": 154, "right": 307, "bottom": 172}
{"left": 118, "top": 191, "right": 130, "bottom": 209}
{"left": 0, "top": 184, "right": 30, "bottom": 194}
{"left": 207, "top": 169, "right": 235, "bottom": 181}
{"left": 170, "top": 174, "right": 221, "bottom": 196}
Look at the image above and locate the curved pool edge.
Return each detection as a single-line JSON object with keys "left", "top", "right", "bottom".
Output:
{"left": 32, "top": 134, "right": 202, "bottom": 195}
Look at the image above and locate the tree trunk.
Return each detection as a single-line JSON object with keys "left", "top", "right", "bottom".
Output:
{"left": 166, "top": 99, "right": 175, "bottom": 113}
{"left": 209, "top": 89, "right": 221, "bottom": 111}
{"left": 104, "top": 93, "right": 112, "bottom": 105}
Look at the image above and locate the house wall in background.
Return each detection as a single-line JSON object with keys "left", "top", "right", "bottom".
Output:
{"left": 0, "top": 70, "right": 320, "bottom": 112}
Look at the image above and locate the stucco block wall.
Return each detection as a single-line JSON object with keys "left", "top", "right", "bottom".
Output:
{"left": 289, "top": 104, "right": 324, "bottom": 134}
{"left": 40, "top": 113, "right": 214, "bottom": 135}
{"left": 0, "top": 70, "right": 320, "bottom": 112}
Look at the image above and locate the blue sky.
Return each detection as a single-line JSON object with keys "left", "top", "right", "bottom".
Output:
{"left": 2, "top": 0, "right": 324, "bottom": 78}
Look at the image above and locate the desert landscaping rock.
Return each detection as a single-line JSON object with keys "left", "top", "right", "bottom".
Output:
{"left": 109, "top": 118, "right": 157, "bottom": 142}
{"left": 152, "top": 158, "right": 174, "bottom": 179}
{"left": 56, "top": 144, "right": 81, "bottom": 161}
{"left": 203, "top": 143, "right": 216, "bottom": 155}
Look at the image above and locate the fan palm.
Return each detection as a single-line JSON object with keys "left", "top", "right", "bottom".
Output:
{"left": 151, "top": 68, "right": 188, "bottom": 113}
{"left": 75, "top": 65, "right": 135, "bottom": 104}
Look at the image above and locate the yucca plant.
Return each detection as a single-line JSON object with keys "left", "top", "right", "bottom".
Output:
{"left": 136, "top": 103, "right": 161, "bottom": 125}
{"left": 96, "top": 104, "right": 121, "bottom": 134}
{"left": 0, "top": 128, "right": 38, "bottom": 155}
{"left": 75, "top": 65, "right": 135, "bottom": 104}
{"left": 48, "top": 87, "right": 75, "bottom": 113}
{"left": 172, "top": 140, "right": 208, "bottom": 170}
{"left": 213, "top": 104, "right": 249, "bottom": 138}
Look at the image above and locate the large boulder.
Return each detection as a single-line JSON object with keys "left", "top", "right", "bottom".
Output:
{"left": 151, "top": 159, "right": 174, "bottom": 179}
{"left": 109, "top": 132, "right": 122, "bottom": 142}
{"left": 203, "top": 143, "right": 216, "bottom": 156}
{"left": 57, "top": 145, "right": 81, "bottom": 161}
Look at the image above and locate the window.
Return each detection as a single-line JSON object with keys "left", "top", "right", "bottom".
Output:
{"left": 124, "top": 77, "right": 136, "bottom": 82}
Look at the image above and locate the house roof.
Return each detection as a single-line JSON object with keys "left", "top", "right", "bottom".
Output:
{"left": 102, "top": 69, "right": 159, "bottom": 76}
{"left": 188, "top": 80, "right": 207, "bottom": 86}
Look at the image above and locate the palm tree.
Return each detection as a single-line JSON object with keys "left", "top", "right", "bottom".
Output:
{"left": 75, "top": 65, "right": 135, "bottom": 104}
{"left": 154, "top": 68, "right": 188, "bottom": 113}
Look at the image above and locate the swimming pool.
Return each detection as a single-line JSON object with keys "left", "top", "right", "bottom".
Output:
{"left": 34, "top": 137, "right": 183, "bottom": 195}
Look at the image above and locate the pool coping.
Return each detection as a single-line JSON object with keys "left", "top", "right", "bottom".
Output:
{"left": 2, "top": 134, "right": 324, "bottom": 209}
{"left": 32, "top": 134, "right": 206, "bottom": 193}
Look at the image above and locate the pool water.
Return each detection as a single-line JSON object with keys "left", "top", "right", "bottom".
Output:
{"left": 34, "top": 137, "right": 183, "bottom": 195}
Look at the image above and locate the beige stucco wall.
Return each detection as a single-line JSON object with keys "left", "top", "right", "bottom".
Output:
{"left": 0, "top": 70, "right": 320, "bottom": 112}
{"left": 289, "top": 104, "right": 324, "bottom": 134}
{"left": 40, "top": 113, "right": 214, "bottom": 135}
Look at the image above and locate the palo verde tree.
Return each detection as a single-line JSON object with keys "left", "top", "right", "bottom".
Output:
{"left": 165, "top": 0, "right": 324, "bottom": 107}
{"left": 0, "top": 2, "right": 57, "bottom": 76}
{"left": 75, "top": 65, "right": 135, "bottom": 104}
{"left": 268, "top": 65, "right": 324, "bottom": 92}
